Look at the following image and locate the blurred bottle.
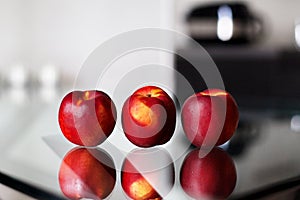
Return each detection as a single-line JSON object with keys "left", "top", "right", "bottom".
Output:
{"left": 6, "top": 64, "right": 29, "bottom": 104}
{"left": 36, "top": 64, "right": 61, "bottom": 103}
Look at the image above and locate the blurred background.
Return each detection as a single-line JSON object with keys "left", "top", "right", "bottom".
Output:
{"left": 0, "top": 0, "right": 300, "bottom": 110}
{"left": 1, "top": 0, "right": 300, "bottom": 199}
{"left": 175, "top": 0, "right": 300, "bottom": 113}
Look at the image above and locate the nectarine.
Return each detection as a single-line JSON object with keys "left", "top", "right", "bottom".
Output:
{"left": 122, "top": 86, "right": 176, "bottom": 147}
{"left": 58, "top": 90, "right": 116, "bottom": 146}
{"left": 181, "top": 89, "right": 239, "bottom": 148}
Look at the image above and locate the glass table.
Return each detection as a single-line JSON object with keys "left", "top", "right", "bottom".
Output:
{"left": 1, "top": 95, "right": 300, "bottom": 200}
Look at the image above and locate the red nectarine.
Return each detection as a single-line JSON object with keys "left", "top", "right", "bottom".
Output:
{"left": 181, "top": 89, "right": 239, "bottom": 148}
{"left": 122, "top": 86, "right": 176, "bottom": 147}
{"left": 58, "top": 90, "right": 116, "bottom": 146}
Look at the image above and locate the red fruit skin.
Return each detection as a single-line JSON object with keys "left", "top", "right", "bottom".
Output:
{"left": 58, "top": 147, "right": 116, "bottom": 200}
{"left": 121, "top": 148, "right": 175, "bottom": 200}
{"left": 180, "top": 147, "right": 237, "bottom": 200}
{"left": 122, "top": 86, "right": 176, "bottom": 147}
{"left": 181, "top": 89, "right": 239, "bottom": 148}
{"left": 58, "top": 90, "right": 117, "bottom": 146}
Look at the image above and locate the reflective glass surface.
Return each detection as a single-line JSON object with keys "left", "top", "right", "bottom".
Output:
{"left": 1, "top": 96, "right": 300, "bottom": 200}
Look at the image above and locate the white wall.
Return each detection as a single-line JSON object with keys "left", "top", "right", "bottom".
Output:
{"left": 0, "top": 0, "right": 174, "bottom": 78}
